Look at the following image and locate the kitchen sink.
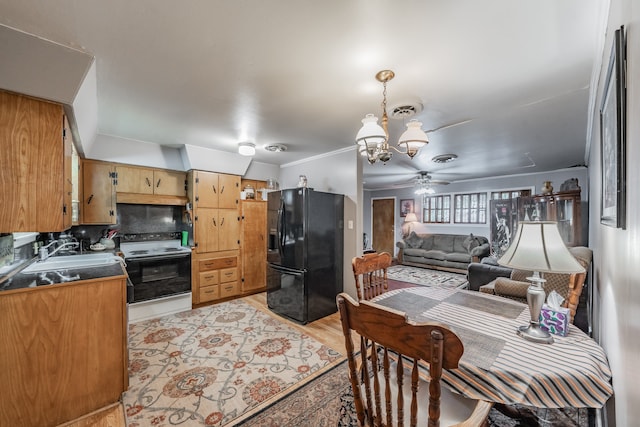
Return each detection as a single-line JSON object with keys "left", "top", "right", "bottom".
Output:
{"left": 22, "top": 253, "right": 123, "bottom": 273}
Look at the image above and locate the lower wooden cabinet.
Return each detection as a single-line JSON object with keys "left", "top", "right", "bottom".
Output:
{"left": 0, "top": 275, "right": 128, "bottom": 427}
{"left": 193, "top": 250, "right": 240, "bottom": 304}
{"left": 240, "top": 200, "right": 267, "bottom": 294}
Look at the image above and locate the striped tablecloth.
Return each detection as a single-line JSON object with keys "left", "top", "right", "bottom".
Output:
{"left": 371, "top": 287, "right": 613, "bottom": 409}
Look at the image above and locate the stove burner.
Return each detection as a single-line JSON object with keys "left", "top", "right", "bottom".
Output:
{"left": 130, "top": 250, "right": 149, "bottom": 255}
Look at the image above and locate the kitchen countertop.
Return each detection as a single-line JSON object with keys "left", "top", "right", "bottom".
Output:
{"left": 0, "top": 260, "right": 126, "bottom": 293}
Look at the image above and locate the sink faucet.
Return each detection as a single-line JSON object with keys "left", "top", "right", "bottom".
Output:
{"left": 38, "top": 240, "right": 80, "bottom": 261}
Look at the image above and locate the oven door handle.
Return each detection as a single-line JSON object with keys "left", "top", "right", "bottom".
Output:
{"left": 126, "top": 253, "right": 191, "bottom": 262}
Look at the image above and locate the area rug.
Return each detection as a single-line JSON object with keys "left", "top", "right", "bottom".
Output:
{"left": 237, "top": 361, "right": 588, "bottom": 426}
{"left": 123, "top": 299, "right": 343, "bottom": 427}
{"left": 387, "top": 265, "right": 468, "bottom": 288}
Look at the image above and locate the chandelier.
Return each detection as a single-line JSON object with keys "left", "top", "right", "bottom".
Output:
{"left": 414, "top": 172, "right": 436, "bottom": 195}
{"left": 355, "top": 70, "right": 429, "bottom": 164}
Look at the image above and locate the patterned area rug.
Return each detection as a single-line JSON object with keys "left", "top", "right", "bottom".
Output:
{"left": 387, "top": 265, "right": 468, "bottom": 288}
{"left": 238, "top": 361, "right": 588, "bottom": 426}
{"left": 123, "top": 299, "right": 342, "bottom": 426}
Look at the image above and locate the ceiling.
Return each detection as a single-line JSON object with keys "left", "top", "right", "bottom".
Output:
{"left": 0, "top": 1, "right": 604, "bottom": 190}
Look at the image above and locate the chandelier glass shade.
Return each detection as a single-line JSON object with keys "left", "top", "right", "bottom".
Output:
{"left": 355, "top": 70, "right": 428, "bottom": 164}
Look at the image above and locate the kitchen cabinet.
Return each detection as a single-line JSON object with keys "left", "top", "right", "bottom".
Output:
{"left": 192, "top": 170, "right": 240, "bottom": 209}
{"left": 63, "top": 115, "right": 73, "bottom": 230}
{"left": 0, "top": 275, "right": 128, "bottom": 427}
{"left": 0, "top": 90, "right": 71, "bottom": 232}
{"left": 241, "top": 179, "right": 268, "bottom": 201}
{"left": 518, "top": 189, "right": 582, "bottom": 246}
{"left": 81, "top": 159, "right": 116, "bottom": 225}
{"left": 240, "top": 200, "right": 267, "bottom": 294}
{"left": 194, "top": 208, "right": 240, "bottom": 253}
{"left": 116, "top": 164, "right": 187, "bottom": 198}
{"left": 193, "top": 251, "right": 239, "bottom": 304}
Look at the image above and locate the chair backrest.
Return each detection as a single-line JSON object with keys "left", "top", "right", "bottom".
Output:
{"left": 352, "top": 252, "right": 392, "bottom": 301}
{"left": 508, "top": 246, "right": 593, "bottom": 323}
{"left": 336, "top": 292, "right": 464, "bottom": 426}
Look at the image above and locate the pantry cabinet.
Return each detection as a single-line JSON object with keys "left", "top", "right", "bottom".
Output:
{"left": 194, "top": 171, "right": 240, "bottom": 209}
{"left": 0, "top": 90, "right": 72, "bottom": 232}
{"left": 240, "top": 200, "right": 267, "bottom": 294}
{"left": 81, "top": 160, "right": 116, "bottom": 225}
{"left": 193, "top": 208, "right": 240, "bottom": 253}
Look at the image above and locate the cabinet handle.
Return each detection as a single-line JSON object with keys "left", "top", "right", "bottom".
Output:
{"left": 221, "top": 185, "right": 225, "bottom": 194}
{"left": 87, "top": 194, "right": 94, "bottom": 205}
{"left": 212, "top": 185, "right": 217, "bottom": 194}
{"left": 156, "top": 178, "right": 161, "bottom": 188}
{"left": 146, "top": 177, "right": 151, "bottom": 187}
{"left": 221, "top": 217, "right": 225, "bottom": 226}
{"left": 212, "top": 218, "right": 217, "bottom": 227}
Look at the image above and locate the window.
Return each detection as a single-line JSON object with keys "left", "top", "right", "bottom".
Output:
{"left": 454, "top": 192, "right": 487, "bottom": 224}
{"left": 422, "top": 195, "right": 450, "bottom": 223}
{"left": 491, "top": 189, "right": 532, "bottom": 200}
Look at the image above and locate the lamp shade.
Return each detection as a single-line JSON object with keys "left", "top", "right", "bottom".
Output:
{"left": 404, "top": 212, "right": 418, "bottom": 223}
{"left": 355, "top": 114, "right": 386, "bottom": 146}
{"left": 398, "top": 120, "right": 429, "bottom": 158}
{"left": 498, "top": 221, "right": 584, "bottom": 273}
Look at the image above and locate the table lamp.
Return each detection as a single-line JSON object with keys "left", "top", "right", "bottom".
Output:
{"left": 497, "top": 221, "right": 585, "bottom": 344}
{"left": 402, "top": 212, "right": 418, "bottom": 237}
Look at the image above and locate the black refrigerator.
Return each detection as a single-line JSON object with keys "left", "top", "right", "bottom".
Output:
{"left": 266, "top": 188, "right": 344, "bottom": 324}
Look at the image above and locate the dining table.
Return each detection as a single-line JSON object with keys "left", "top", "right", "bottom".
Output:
{"left": 370, "top": 286, "right": 613, "bottom": 409}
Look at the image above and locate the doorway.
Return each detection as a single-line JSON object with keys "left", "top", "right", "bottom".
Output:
{"left": 372, "top": 198, "right": 395, "bottom": 255}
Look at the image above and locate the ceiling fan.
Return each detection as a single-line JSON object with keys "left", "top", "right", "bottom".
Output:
{"left": 413, "top": 171, "right": 449, "bottom": 195}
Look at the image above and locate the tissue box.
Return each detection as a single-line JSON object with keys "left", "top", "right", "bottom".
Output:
{"left": 539, "top": 304, "right": 570, "bottom": 336}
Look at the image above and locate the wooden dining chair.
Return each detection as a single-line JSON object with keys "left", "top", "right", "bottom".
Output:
{"left": 352, "top": 252, "right": 393, "bottom": 301}
{"left": 337, "top": 292, "right": 493, "bottom": 427}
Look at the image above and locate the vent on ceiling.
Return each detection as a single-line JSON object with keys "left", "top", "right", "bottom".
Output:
{"left": 389, "top": 102, "right": 423, "bottom": 119}
{"left": 431, "top": 154, "right": 458, "bottom": 164}
{"left": 264, "top": 144, "right": 287, "bottom": 152}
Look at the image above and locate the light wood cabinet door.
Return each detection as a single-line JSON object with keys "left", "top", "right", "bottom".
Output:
{"left": 219, "top": 174, "right": 240, "bottom": 208}
{"left": 195, "top": 208, "right": 219, "bottom": 253}
{"left": 218, "top": 208, "right": 240, "bottom": 251}
{"left": 63, "top": 115, "right": 73, "bottom": 230}
{"left": 194, "top": 171, "right": 219, "bottom": 208}
{"left": 0, "top": 90, "right": 65, "bottom": 232}
{"left": 82, "top": 160, "right": 116, "bottom": 224}
{"left": 154, "top": 169, "right": 186, "bottom": 196}
{"left": 241, "top": 201, "right": 267, "bottom": 293}
{"left": 0, "top": 276, "right": 127, "bottom": 427}
{"left": 116, "top": 165, "right": 154, "bottom": 194}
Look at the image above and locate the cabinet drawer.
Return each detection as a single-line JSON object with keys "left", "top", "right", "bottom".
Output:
{"left": 219, "top": 267, "right": 237, "bottom": 283}
{"left": 199, "top": 271, "right": 219, "bottom": 287}
{"left": 199, "top": 256, "right": 237, "bottom": 271}
{"left": 199, "top": 285, "right": 219, "bottom": 303}
{"left": 220, "top": 281, "right": 239, "bottom": 298}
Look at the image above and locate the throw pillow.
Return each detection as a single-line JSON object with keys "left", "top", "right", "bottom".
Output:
{"left": 405, "top": 232, "right": 422, "bottom": 249}
{"left": 463, "top": 233, "right": 480, "bottom": 252}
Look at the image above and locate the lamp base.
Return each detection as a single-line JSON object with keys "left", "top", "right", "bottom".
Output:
{"left": 517, "top": 324, "right": 554, "bottom": 344}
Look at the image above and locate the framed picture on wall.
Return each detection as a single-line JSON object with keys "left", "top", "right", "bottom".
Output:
{"left": 600, "top": 25, "right": 626, "bottom": 229}
{"left": 400, "top": 199, "right": 414, "bottom": 217}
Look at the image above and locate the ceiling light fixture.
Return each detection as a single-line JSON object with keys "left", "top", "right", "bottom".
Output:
{"left": 355, "top": 70, "right": 429, "bottom": 165}
{"left": 238, "top": 142, "right": 256, "bottom": 156}
{"left": 414, "top": 172, "right": 436, "bottom": 195}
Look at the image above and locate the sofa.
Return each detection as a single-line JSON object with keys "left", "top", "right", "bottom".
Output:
{"left": 467, "top": 256, "right": 513, "bottom": 291}
{"left": 396, "top": 232, "right": 490, "bottom": 273}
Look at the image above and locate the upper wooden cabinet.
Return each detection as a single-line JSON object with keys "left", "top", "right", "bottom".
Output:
{"left": 0, "top": 90, "right": 70, "bottom": 232}
{"left": 116, "top": 165, "right": 186, "bottom": 197}
{"left": 81, "top": 160, "right": 116, "bottom": 225}
{"left": 191, "top": 171, "right": 240, "bottom": 209}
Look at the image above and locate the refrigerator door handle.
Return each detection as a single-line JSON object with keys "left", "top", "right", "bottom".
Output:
{"left": 269, "top": 263, "right": 305, "bottom": 276}
{"left": 278, "top": 198, "right": 285, "bottom": 257}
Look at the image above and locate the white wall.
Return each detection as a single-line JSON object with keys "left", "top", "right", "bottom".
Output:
{"left": 280, "top": 147, "right": 361, "bottom": 299}
{"left": 588, "top": 1, "right": 639, "bottom": 425}
{"left": 364, "top": 168, "right": 588, "bottom": 255}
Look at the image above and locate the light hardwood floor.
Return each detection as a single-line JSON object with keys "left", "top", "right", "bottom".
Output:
{"left": 62, "top": 292, "right": 346, "bottom": 427}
